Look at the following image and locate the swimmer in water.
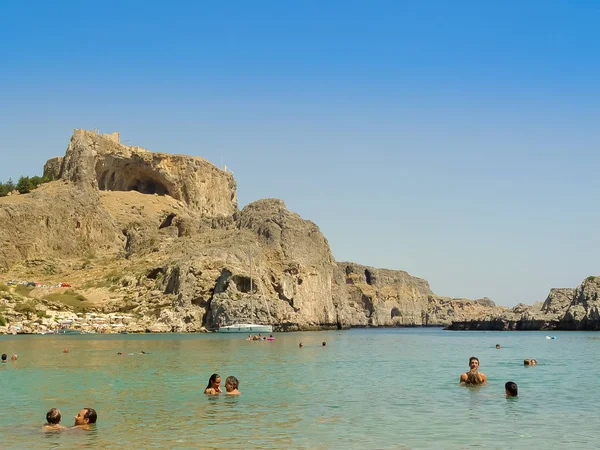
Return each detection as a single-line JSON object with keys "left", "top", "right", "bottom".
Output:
{"left": 72, "top": 408, "right": 97, "bottom": 429}
{"left": 204, "top": 373, "right": 222, "bottom": 395}
{"left": 460, "top": 357, "right": 487, "bottom": 384}
{"left": 225, "top": 376, "right": 241, "bottom": 395}
{"left": 505, "top": 381, "right": 518, "bottom": 397}
{"left": 43, "top": 408, "right": 67, "bottom": 430}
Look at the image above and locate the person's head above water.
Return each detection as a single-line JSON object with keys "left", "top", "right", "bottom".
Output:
{"left": 206, "top": 373, "right": 221, "bottom": 390}
{"left": 74, "top": 408, "right": 97, "bottom": 426}
{"left": 225, "top": 376, "right": 239, "bottom": 392}
{"left": 1, "top": 353, "right": 7, "bottom": 362}
{"left": 461, "top": 356, "right": 486, "bottom": 384}
{"left": 46, "top": 408, "right": 62, "bottom": 425}
{"left": 469, "top": 357, "right": 480, "bottom": 370}
{"left": 495, "top": 344, "right": 501, "bottom": 349}
{"left": 505, "top": 381, "right": 518, "bottom": 397}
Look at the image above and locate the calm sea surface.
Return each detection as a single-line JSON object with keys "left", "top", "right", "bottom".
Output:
{"left": 1, "top": 328, "right": 599, "bottom": 449}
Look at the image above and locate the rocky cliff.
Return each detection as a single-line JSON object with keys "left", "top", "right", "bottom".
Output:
{"left": 446, "top": 277, "right": 600, "bottom": 331}
{"left": 0, "top": 129, "right": 503, "bottom": 333}
{"left": 59, "top": 129, "right": 237, "bottom": 217}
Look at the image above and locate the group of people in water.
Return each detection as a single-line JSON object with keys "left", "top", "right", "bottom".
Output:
{"left": 247, "top": 334, "right": 275, "bottom": 341}
{"left": 204, "top": 373, "right": 241, "bottom": 395}
{"left": 459, "top": 345, "right": 539, "bottom": 397}
{"left": 42, "top": 408, "right": 97, "bottom": 430}
{"left": 1, "top": 353, "right": 17, "bottom": 362}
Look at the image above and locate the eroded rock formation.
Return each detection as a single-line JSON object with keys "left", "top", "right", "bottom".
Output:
{"left": 446, "top": 277, "right": 600, "bottom": 331}
{"left": 1, "top": 129, "right": 505, "bottom": 332}
{"left": 57, "top": 129, "right": 237, "bottom": 217}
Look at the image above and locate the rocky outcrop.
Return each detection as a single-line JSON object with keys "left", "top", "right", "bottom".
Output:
{"left": 334, "top": 262, "right": 433, "bottom": 326}
{"left": 0, "top": 182, "right": 120, "bottom": 269}
{"left": 55, "top": 129, "right": 237, "bottom": 217}
{"left": 446, "top": 277, "right": 600, "bottom": 331}
{"left": 425, "top": 296, "right": 506, "bottom": 326}
{"left": 43, "top": 157, "right": 62, "bottom": 180}
{"left": 0, "top": 129, "right": 507, "bottom": 332}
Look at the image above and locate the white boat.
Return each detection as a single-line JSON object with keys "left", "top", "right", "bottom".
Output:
{"left": 218, "top": 248, "right": 273, "bottom": 334}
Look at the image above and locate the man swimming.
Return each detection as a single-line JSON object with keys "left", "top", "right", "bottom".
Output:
{"left": 72, "top": 408, "right": 97, "bottom": 429}
{"left": 225, "top": 376, "right": 241, "bottom": 395}
{"left": 460, "top": 356, "right": 487, "bottom": 384}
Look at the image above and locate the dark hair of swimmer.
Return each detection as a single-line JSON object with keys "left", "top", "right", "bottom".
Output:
{"left": 524, "top": 359, "right": 531, "bottom": 365}
{"left": 206, "top": 373, "right": 220, "bottom": 390}
{"left": 83, "top": 408, "right": 97, "bottom": 424}
{"left": 505, "top": 381, "right": 518, "bottom": 397}
{"left": 46, "top": 408, "right": 61, "bottom": 424}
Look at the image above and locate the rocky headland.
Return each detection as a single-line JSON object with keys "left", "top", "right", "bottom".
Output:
{"left": 447, "top": 276, "right": 600, "bottom": 331}
{"left": 1, "top": 129, "right": 594, "bottom": 334}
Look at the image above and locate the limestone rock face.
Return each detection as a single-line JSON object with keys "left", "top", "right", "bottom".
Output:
{"left": 334, "top": 262, "right": 433, "bottom": 326}
{"left": 55, "top": 129, "right": 237, "bottom": 217}
{"left": 446, "top": 277, "right": 600, "bottom": 331}
{"left": 43, "top": 157, "right": 63, "bottom": 180}
{"left": 426, "top": 296, "right": 506, "bottom": 327}
{"left": 0, "top": 182, "right": 120, "bottom": 269}
{"left": 207, "top": 198, "right": 341, "bottom": 330}
{"left": 557, "top": 277, "right": 600, "bottom": 330}
{"left": 1, "top": 129, "right": 517, "bottom": 333}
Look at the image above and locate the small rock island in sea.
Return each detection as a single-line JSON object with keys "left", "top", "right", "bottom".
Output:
{"left": 0, "top": 129, "right": 597, "bottom": 334}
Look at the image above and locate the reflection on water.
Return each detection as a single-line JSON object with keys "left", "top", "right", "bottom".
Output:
{"left": 1, "top": 330, "right": 600, "bottom": 449}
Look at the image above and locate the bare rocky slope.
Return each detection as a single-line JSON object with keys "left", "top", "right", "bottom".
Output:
{"left": 1, "top": 129, "right": 509, "bottom": 333}
{"left": 447, "top": 277, "right": 600, "bottom": 331}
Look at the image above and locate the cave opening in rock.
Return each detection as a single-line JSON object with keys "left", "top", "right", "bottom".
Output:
{"left": 232, "top": 275, "right": 256, "bottom": 294}
{"left": 127, "top": 178, "right": 169, "bottom": 195}
{"left": 391, "top": 307, "right": 401, "bottom": 319}
{"left": 365, "top": 269, "right": 375, "bottom": 285}
{"left": 96, "top": 160, "right": 173, "bottom": 198}
{"left": 159, "top": 213, "right": 176, "bottom": 229}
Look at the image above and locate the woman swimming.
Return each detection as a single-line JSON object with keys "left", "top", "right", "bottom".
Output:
{"left": 204, "top": 373, "right": 223, "bottom": 395}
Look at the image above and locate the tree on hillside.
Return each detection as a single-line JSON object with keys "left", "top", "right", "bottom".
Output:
{"left": 0, "top": 179, "right": 15, "bottom": 196}
{"left": 0, "top": 174, "right": 52, "bottom": 197}
{"left": 16, "top": 176, "right": 34, "bottom": 194}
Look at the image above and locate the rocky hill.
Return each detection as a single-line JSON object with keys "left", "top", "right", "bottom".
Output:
{"left": 0, "top": 129, "right": 505, "bottom": 333}
{"left": 446, "top": 276, "right": 600, "bottom": 331}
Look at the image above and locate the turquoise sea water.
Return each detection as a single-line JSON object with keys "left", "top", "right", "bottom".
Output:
{"left": 1, "top": 328, "right": 599, "bottom": 449}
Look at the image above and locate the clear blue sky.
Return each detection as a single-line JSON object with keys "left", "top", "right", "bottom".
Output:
{"left": 1, "top": 1, "right": 599, "bottom": 306}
